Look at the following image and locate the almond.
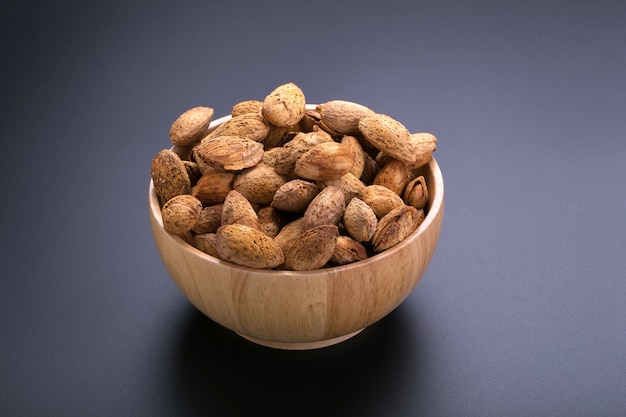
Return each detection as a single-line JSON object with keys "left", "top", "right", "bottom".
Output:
{"left": 373, "top": 158, "right": 415, "bottom": 195}
{"left": 231, "top": 100, "right": 262, "bottom": 117}
{"left": 403, "top": 175, "right": 429, "bottom": 210}
{"left": 302, "top": 186, "right": 346, "bottom": 231}
{"left": 195, "top": 135, "right": 264, "bottom": 171}
{"left": 270, "top": 179, "right": 319, "bottom": 213}
{"left": 191, "top": 171, "right": 235, "bottom": 206}
{"left": 331, "top": 235, "right": 369, "bottom": 265}
{"left": 233, "top": 164, "right": 288, "bottom": 205}
{"left": 273, "top": 130, "right": 334, "bottom": 176}
{"left": 257, "top": 206, "right": 289, "bottom": 238}
{"left": 294, "top": 141, "right": 355, "bottom": 180}
{"left": 193, "top": 233, "right": 219, "bottom": 257}
{"left": 358, "top": 114, "right": 415, "bottom": 164}
{"left": 360, "top": 184, "right": 405, "bottom": 218}
{"left": 261, "top": 82, "right": 307, "bottom": 127}
{"left": 284, "top": 225, "right": 339, "bottom": 271}
{"left": 191, "top": 204, "right": 224, "bottom": 234}
{"left": 216, "top": 224, "right": 284, "bottom": 269}
{"left": 318, "top": 172, "right": 366, "bottom": 204}
{"left": 273, "top": 217, "right": 305, "bottom": 255}
{"left": 221, "top": 190, "right": 261, "bottom": 230}
{"left": 169, "top": 106, "right": 214, "bottom": 146}
{"left": 161, "top": 194, "right": 203, "bottom": 235}
{"left": 370, "top": 205, "right": 423, "bottom": 252}
{"left": 343, "top": 197, "right": 378, "bottom": 242}
{"left": 203, "top": 113, "right": 269, "bottom": 143}
{"left": 317, "top": 100, "right": 375, "bottom": 135}
{"left": 151, "top": 149, "right": 191, "bottom": 206}
{"left": 341, "top": 135, "right": 366, "bottom": 179}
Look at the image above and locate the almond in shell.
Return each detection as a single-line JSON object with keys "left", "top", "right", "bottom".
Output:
{"left": 343, "top": 197, "right": 378, "bottom": 242}
{"left": 370, "top": 205, "right": 424, "bottom": 252}
{"left": 331, "top": 235, "right": 369, "bottom": 266}
{"left": 294, "top": 141, "right": 355, "bottom": 181}
{"left": 284, "top": 225, "right": 339, "bottom": 271}
{"left": 161, "top": 194, "right": 203, "bottom": 235}
{"left": 195, "top": 135, "right": 264, "bottom": 171}
{"left": 169, "top": 106, "right": 214, "bottom": 146}
{"left": 221, "top": 190, "right": 261, "bottom": 231}
{"left": 203, "top": 113, "right": 269, "bottom": 143}
{"left": 151, "top": 149, "right": 191, "bottom": 206}
{"left": 270, "top": 179, "right": 319, "bottom": 213}
{"left": 216, "top": 224, "right": 284, "bottom": 269}
{"left": 317, "top": 100, "right": 375, "bottom": 136}
{"left": 233, "top": 164, "right": 288, "bottom": 206}
{"left": 261, "top": 82, "right": 306, "bottom": 127}
{"left": 302, "top": 186, "right": 346, "bottom": 231}
{"left": 360, "top": 184, "right": 405, "bottom": 218}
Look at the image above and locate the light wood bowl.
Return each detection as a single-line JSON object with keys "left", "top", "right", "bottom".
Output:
{"left": 149, "top": 112, "right": 444, "bottom": 350}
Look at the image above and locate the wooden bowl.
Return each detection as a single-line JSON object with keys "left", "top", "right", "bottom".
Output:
{"left": 149, "top": 113, "right": 444, "bottom": 350}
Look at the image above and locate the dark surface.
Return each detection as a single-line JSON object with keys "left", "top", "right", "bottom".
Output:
{"left": 2, "top": 1, "right": 625, "bottom": 416}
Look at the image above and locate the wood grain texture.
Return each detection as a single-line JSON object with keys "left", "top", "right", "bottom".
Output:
{"left": 149, "top": 110, "right": 444, "bottom": 349}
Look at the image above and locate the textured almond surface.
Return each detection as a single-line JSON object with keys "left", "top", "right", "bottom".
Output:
{"left": 317, "top": 100, "right": 375, "bottom": 135}
{"left": 270, "top": 179, "right": 319, "bottom": 213}
{"left": 233, "top": 164, "right": 287, "bottom": 205}
{"left": 294, "top": 141, "right": 355, "bottom": 180}
{"left": 374, "top": 159, "right": 415, "bottom": 195}
{"left": 191, "top": 204, "right": 223, "bottom": 234}
{"left": 403, "top": 175, "right": 429, "bottom": 209}
{"left": 302, "top": 186, "right": 346, "bottom": 231}
{"left": 204, "top": 113, "right": 269, "bottom": 143}
{"left": 161, "top": 194, "right": 203, "bottom": 234}
{"left": 195, "top": 136, "right": 264, "bottom": 171}
{"left": 371, "top": 205, "right": 422, "bottom": 252}
{"left": 358, "top": 114, "right": 413, "bottom": 163}
{"left": 221, "top": 190, "right": 261, "bottom": 230}
{"left": 284, "top": 225, "right": 339, "bottom": 271}
{"left": 360, "top": 184, "right": 405, "bottom": 218}
{"left": 169, "top": 106, "right": 214, "bottom": 146}
{"left": 261, "top": 82, "right": 306, "bottom": 127}
{"left": 343, "top": 197, "right": 378, "bottom": 242}
{"left": 331, "top": 235, "right": 368, "bottom": 265}
{"left": 191, "top": 171, "right": 235, "bottom": 206}
{"left": 216, "top": 224, "right": 284, "bottom": 269}
{"left": 151, "top": 149, "right": 192, "bottom": 205}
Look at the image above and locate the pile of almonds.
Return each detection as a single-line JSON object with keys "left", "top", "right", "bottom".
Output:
{"left": 151, "top": 82, "right": 437, "bottom": 271}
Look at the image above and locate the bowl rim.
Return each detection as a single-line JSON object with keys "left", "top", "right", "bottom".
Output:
{"left": 149, "top": 108, "right": 444, "bottom": 276}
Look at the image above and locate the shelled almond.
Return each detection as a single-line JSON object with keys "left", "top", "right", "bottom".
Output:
{"left": 151, "top": 82, "right": 437, "bottom": 270}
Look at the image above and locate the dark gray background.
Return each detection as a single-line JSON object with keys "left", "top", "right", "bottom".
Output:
{"left": 1, "top": 1, "right": 625, "bottom": 416}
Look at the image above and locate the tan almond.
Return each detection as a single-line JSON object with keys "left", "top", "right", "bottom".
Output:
{"left": 273, "top": 130, "right": 334, "bottom": 176}
{"left": 233, "top": 164, "right": 288, "bottom": 205}
{"left": 261, "top": 82, "right": 306, "bottom": 127}
{"left": 221, "top": 190, "right": 261, "bottom": 230}
{"left": 169, "top": 106, "right": 214, "bottom": 146}
{"left": 407, "top": 132, "right": 437, "bottom": 169}
{"left": 270, "top": 179, "right": 319, "bottom": 213}
{"left": 231, "top": 100, "right": 262, "bottom": 117}
{"left": 193, "top": 233, "right": 219, "bottom": 257}
{"left": 191, "top": 204, "right": 223, "bottom": 234}
{"left": 195, "top": 135, "right": 264, "bottom": 171}
{"left": 331, "top": 235, "right": 369, "bottom": 266}
{"left": 284, "top": 225, "right": 339, "bottom": 271}
{"left": 216, "top": 224, "right": 284, "bottom": 269}
{"left": 373, "top": 158, "right": 415, "bottom": 195}
{"left": 318, "top": 172, "right": 366, "bottom": 204}
{"left": 273, "top": 217, "right": 305, "bottom": 255}
{"left": 371, "top": 205, "right": 422, "bottom": 252}
{"left": 317, "top": 100, "right": 376, "bottom": 135}
{"left": 358, "top": 114, "right": 415, "bottom": 164}
{"left": 203, "top": 113, "right": 269, "bottom": 143}
{"left": 403, "top": 175, "right": 429, "bottom": 210}
{"left": 191, "top": 171, "right": 235, "bottom": 206}
{"left": 302, "top": 186, "right": 346, "bottom": 231}
{"left": 343, "top": 197, "right": 378, "bottom": 242}
{"left": 341, "top": 135, "right": 366, "bottom": 179}
{"left": 151, "top": 149, "right": 192, "bottom": 206}
{"left": 360, "top": 184, "right": 405, "bottom": 218}
{"left": 161, "top": 194, "right": 203, "bottom": 235}
{"left": 294, "top": 141, "right": 355, "bottom": 181}
{"left": 257, "top": 206, "right": 289, "bottom": 238}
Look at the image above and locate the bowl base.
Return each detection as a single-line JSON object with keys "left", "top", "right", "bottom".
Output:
{"left": 236, "top": 328, "right": 364, "bottom": 350}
